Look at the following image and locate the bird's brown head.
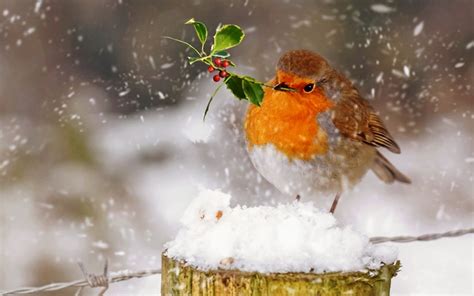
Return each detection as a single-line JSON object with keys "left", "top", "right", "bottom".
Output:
{"left": 271, "top": 49, "right": 334, "bottom": 113}
{"left": 277, "top": 49, "right": 331, "bottom": 83}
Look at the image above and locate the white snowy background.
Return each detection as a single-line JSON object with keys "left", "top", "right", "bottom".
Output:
{"left": 0, "top": 1, "right": 472, "bottom": 295}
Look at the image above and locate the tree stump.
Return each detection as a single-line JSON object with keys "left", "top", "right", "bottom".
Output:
{"left": 161, "top": 253, "right": 400, "bottom": 295}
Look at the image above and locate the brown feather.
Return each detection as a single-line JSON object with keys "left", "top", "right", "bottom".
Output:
{"left": 366, "top": 112, "right": 401, "bottom": 153}
{"left": 332, "top": 87, "right": 401, "bottom": 154}
{"left": 372, "top": 151, "right": 411, "bottom": 184}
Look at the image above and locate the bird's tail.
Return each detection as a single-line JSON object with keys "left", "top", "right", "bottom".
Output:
{"left": 371, "top": 151, "right": 411, "bottom": 184}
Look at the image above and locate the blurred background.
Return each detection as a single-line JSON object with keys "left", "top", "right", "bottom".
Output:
{"left": 0, "top": 0, "right": 472, "bottom": 295}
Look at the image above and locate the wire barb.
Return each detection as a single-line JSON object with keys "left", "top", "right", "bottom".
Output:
{"left": 0, "top": 265, "right": 161, "bottom": 295}
{"left": 76, "top": 259, "right": 109, "bottom": 296}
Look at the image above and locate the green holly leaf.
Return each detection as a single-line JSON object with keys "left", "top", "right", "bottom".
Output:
{"left": 225, "top": 76, "right": 246, "bottom": 100}
{"left": 185, "top": 18, "right": 208, "bottom": 46}
{"left": 242, "top": 79, "right": 264, "bottom": 106}
{"left": 213, "top": 50, "right": 230, "bottom": 58}
{"left": 212, "top": 24, "right": 245, "bottom": 54}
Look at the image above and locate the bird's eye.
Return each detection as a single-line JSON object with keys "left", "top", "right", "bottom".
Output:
{"left": 303, "top": 83, "right": 315, "bottom": 93}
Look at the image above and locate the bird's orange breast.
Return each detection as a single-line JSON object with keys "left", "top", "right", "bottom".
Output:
{"left": 245, "top": 72, "right": 333, "bottom": 160}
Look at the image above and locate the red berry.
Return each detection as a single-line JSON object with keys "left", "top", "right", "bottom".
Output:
{"left": 208, "top": 66, "right": 215, "bottom": 72}
{"left": 213, "top": 75, "right": 221, "bottom": 82}
{"left": 221, "top": 60, "right": 230, "bottom": 68}
{"left": 219, "top": 70, "right": 228, "bottom": 78}
{"left": 213, "top": 57, "right": 222, "bottom": 67}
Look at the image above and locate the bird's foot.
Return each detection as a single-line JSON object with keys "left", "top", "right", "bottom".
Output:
{"left": 329, "top": 192, "right": 342, "bottom": 214}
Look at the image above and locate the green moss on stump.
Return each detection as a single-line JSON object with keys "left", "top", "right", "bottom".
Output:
{"left": 161, "top": 253, "right": 400, "bottom": 296}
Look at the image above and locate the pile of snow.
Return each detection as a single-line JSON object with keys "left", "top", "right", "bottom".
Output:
{"left": 164, "top": 189, "right": 397, "bottom": 274}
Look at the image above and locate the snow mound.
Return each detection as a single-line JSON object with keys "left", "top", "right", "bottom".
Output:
{"left": 164, "top": 189, "right": 397, "bottom": 274}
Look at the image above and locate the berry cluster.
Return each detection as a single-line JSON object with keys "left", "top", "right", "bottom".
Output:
{"left": 208, "top": 57, "right": 230, "bottom": 82}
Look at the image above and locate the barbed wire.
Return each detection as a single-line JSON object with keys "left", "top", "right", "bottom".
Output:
{"left": 1, "top": 227, "right": 472, "bottom": 295}
{"left": 369, "top": 227, "right": 474, "bottom": 244}
{"left": 0, "top": 267, "right": 162, "bottom": 295}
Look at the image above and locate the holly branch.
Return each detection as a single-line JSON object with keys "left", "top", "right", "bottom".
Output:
{"left": 164, "top": 18, "right": 293, "bottom": 120}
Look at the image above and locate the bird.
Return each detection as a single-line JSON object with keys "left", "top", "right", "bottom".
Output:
{"left": 244, "top": 49, "right": 410, "bottom": 213}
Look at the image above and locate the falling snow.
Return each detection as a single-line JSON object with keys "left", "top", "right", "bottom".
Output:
{"left": 0, "top": 2, "right": 472, "bottom": 295}
{"left": 34, "top": 0, "right": 43, "bottom": 14}
{"left": 119, "top": 89, "right": 130, "bottom": 96}
{"left": 413, "top": 21, "right": 424, "bottom": 36}
{"left": 370, "top": 4, "right": 395, "bottom": 14}
{"left": 403, "top": 65, "right": 410, "bottom": 77}
{"left": 160, "top": 62, "right": 175, "bottom": 69}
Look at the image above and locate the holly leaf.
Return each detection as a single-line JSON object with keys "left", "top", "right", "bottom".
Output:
{"left": 185, "top": 18, "right": 208, "bottom": 46}
{"left": 225, "top": 76, "right": 246, "bottom": 100}
{"left": 212, "top": 24, "right": 245, "bottom": 53}
{"left": 242, "top": 79, "right": 264, "bottom": 106}
{"left": 213, "top": 50, "right": 230, "bottom": 58}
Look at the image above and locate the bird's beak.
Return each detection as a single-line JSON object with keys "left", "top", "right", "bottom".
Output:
{"left": 273, "top": 83, "right": 296, "bottom": 92}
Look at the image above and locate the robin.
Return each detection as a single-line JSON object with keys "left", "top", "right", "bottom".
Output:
{"left": 244, "top": 49, "right": 410, "bottom": 213}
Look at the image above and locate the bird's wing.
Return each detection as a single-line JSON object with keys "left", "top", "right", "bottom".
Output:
{"left": 372, "top": 150, "right": 411, "bottom": 183}
{"left": 331, "top": 92, "right": 401, "bottom": 154}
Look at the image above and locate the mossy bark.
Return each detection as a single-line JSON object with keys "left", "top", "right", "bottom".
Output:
{"left": 161, "top": 253, "right": 400, "bottom": 296}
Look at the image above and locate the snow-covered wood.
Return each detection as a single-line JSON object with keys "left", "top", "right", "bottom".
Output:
{"left": 161, "top": 254, "right": 400, "bottom": 295}
{"left": 161, "top": 189, "right": 401, "bottom": 294}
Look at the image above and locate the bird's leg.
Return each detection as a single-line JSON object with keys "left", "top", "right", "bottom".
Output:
{"left": 295, "top": 194, "right": 301, "bottom": 202}
{"left": 329, "top": 192, "right": 342, "bottom": 214}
